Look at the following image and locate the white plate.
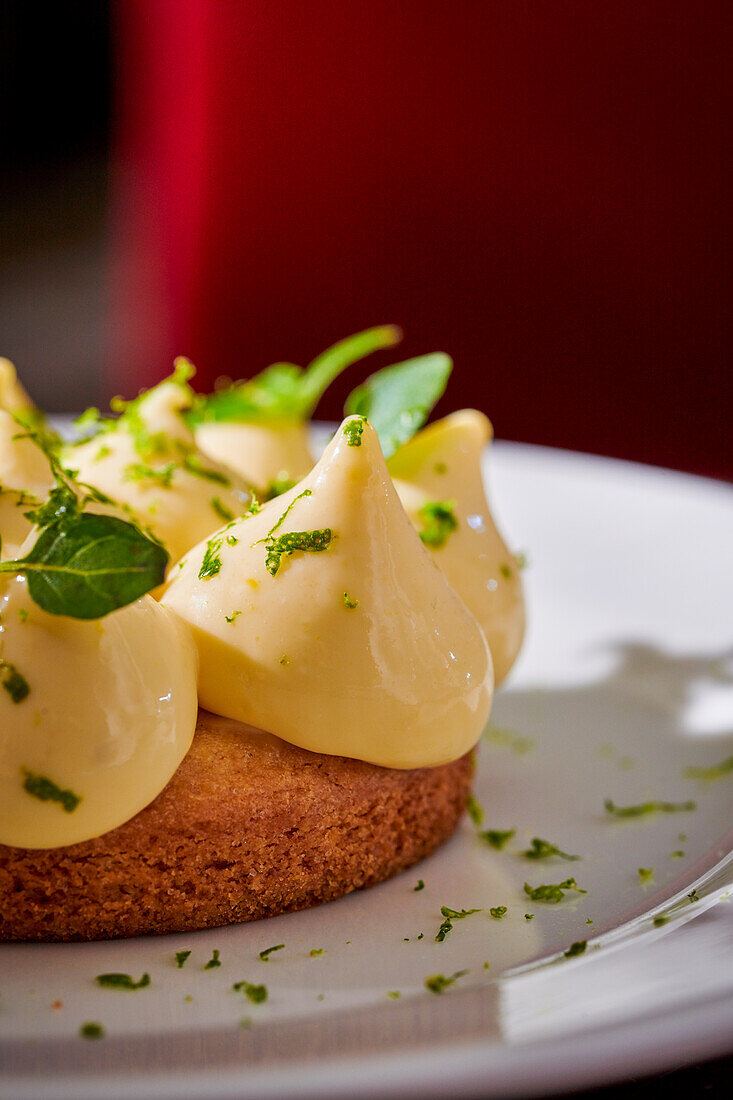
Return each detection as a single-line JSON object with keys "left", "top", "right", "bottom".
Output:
{"left": 2, "top": 442, "right": 733, "bottom": 1099}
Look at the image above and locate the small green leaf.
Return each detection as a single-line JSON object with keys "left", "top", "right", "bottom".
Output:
{"left": 204, "top": 949, "right": 221, "bottom": 970}
{"left": 190, "top": 326, "right": 401, "bottom": 424}
{"left": 0, "top": 513, "right": 168, "bottom": 619}
{"left": 175, "top": 950, "right": 191, "bottom": 968}
{"left": 489, "top": 906, "right": 508, "bottom": 919}
{"left": 345, "top": 352, "right": 452, "bottom": 458}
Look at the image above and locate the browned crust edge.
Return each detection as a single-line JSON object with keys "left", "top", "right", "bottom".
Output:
{"left": 0, "top": 710, "right": 473, "bottom": 942}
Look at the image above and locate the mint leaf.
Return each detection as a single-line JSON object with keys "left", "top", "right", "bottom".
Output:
{"left": 345, "top": 352, "right": 452, "bottom": 459}
{"left": 0, "top": 513, "right": 168, "bottom": 619}
{"left": 190, "top": 326, "right": 402, "bottom": 424}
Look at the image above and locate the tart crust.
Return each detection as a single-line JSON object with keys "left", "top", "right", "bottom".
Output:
{"left": 0, "top": 710, "right": 473, "bottom": 942}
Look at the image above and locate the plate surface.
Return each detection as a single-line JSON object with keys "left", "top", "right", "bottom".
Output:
{"left": 2, "top": 441, "right": 733, "bottom": 1099}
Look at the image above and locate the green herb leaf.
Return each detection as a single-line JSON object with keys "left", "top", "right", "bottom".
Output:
{"left": 232, "top": 980, "right": 268, "bottom": 1003}
{"left": 259, "top": 944, "right": 285, "bottom": 961}
{"left": 414, "top": 879, "right": 425, "bottom": 892}
{"left": 424, "top": 969, "right": 468, "bottom": 994}
{"left": 638, "top": 867, "right": 654, "bottom": 882}
{"left": 309, "top": 948, "right": 324, "bottom": 957}
{"left": 478, "top": 828, "right": 516, "bottom": 850}
{"left": 604, "top": 798, "right": 697, "bottom": 818}
{"left": 0, "top": 513, "right": 168, "bottom": 619}
{"left": 523, "top": 878, "right": 587, "bottom": 903}
{"left": 417, "top": 500, "right": 458, "bottom": 549}
{"left": 683, "top": 756, "right": 733, "bottom": 782}
{"left": 0, "top": 660, "right": 30, "bottom": 703}
{"left": 96, "top": 972, "right": 150, "bottom": 990}
{"left": 489, "top": 906, "right": 508, "bottom": 919}
{"left": 22, "top": 769, "right": 80, "bottom": 813}
{"left": 345, "top": 352, "right": 452, "bottom": 459}
{"left": 343, "top": 591, "right": 359, "bottom": 609}
{"left": 191, "top": 326, "right": 402, "bottom": 424}
{"left": 522, "top": 837, "right": 580, "bottom": 861}
{"left": 175, "top": 950, "right": 191, "bottom": 968}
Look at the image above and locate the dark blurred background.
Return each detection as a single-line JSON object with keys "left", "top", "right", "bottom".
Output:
{"left": 0, "top": 0, "right": 730, "bottom": 478}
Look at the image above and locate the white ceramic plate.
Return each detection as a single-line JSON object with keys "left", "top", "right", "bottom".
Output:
{"left": 3, "top": 441, "right": 733, "bottom": 1099}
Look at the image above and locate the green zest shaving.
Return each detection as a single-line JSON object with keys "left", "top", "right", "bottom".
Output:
{"left": 563, "top": 941, "right": 588, "bottom": 958}
{"left": 232, "top": 980, "right": 268, "bottom": 1003}
{"left": 684, "top": 756, "right": 733, "bottom": 782}
{"left": 265, "top": 529, "right": 332, "bottom": 576}
{"left": 522, "top": 837, "right": 580, "bottom": 861}
{"left": 96, "top": 972, "right": 150, "bottom": 990}
{"left": 211, "top": 496, "right": 235, "bottom": 522}
{"left": 345, "top": 351, "right": 452, "bottom": 458}
{"left": 465, "top": 794, "right": 483, "bottom": 826}
{"left": 124, "top": 462, "right": 176, "bottom": 488}
{"left": 417, "top": 500, "right": 458, "bottom": 549}
{"left": 435, "top": 905, "right": 482, "bottom": 942}
{"left": 424, "top": 970, "right": 468, "bottom": 995}
{"left": 343, "top": 418, "right": 365, "bottom": 446}
{"left": 0, "top": 660, "right": 30, "bottom": 703}
{"left": 199, "top": 535, "right": 224, "bottom": 580}
{"left": 259, "top": 945, "right": 284, "bottom": 961}
{"left": 479, "top": 828, "right": 516, "bottom": 850}
{"left": 22, "top": 770, "right": 80, "bottom": 813}
{"left": 604, "top": 798, "right": 697, "bottom": 818}
{"left": 523, "top": 879, "right": 587, "bottom": 903}
{"left": 80, "top": 1022, "right": 105, "bottom": 1040}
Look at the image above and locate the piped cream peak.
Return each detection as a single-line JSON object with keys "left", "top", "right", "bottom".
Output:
{"left": 162, "top": 415, "right": 493, "bottom": 768}
{"left": 389, "top": 409, "right": 525, "bottom": 685}
{"left": 64, "top": 373, "right": 252, "bottom": 565}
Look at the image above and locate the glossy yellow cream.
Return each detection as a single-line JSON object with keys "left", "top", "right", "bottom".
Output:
{"left": 64, "top": 380, "right": 252, "bottom": 565}
{"left": 0, "top": 409, "right": 55, "bottom": 559}
{"left": 162, "top": 416, "right": 493, "bottom": 768}
{"left": 194, "top": 417, "right": 313, "bottom": 494}
{"left": 389, "top": 410, "right": 525, "bottom": 685}
{"left": 0, "top": 572, "right": 198, "bottom": 849}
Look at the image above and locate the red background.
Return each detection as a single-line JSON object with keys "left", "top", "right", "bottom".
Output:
{"left": 111, "top": 1, "right": 731, "bottom": 479}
